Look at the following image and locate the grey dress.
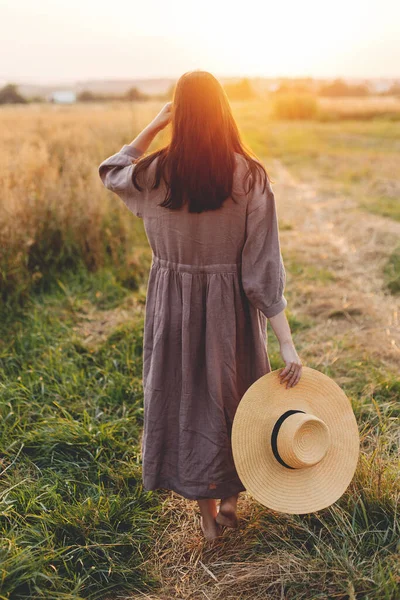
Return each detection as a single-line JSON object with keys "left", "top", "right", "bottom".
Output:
{"left": 98, "top": 143, "right": 287, "bottom": 500}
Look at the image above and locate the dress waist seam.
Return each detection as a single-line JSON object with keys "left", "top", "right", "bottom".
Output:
{"left": 151, "top": 254, "right": 242, "bottom": 274}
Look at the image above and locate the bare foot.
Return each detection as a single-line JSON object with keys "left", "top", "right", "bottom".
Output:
{"left": 216, "top": 495, "right": 239, "bottom": 528}
{"left": 200, "top": 516, "right": 223, "bottom": 541}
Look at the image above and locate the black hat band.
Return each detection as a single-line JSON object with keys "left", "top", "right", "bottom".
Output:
{"left": 271, "top": 409, "right": 306, "bottom": 469}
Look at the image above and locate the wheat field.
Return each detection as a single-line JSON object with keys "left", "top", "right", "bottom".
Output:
{"left": 0, "top": 99, "right": 399, "bottom": 599}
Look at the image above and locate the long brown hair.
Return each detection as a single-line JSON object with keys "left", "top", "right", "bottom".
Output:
{"left": 132, "top": 70, "right": 271, "bottom": 213}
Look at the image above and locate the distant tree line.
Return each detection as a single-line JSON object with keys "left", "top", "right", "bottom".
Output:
{"left": 223, "top": 78, "right": 256, "bottom": 100}
{"left": 77, "top": 86, "right": 164, "bottom": 102}
{"left": 272, "top": 78, "right": 400, "bottom": 98}
{"left": 0, "top": 83, "right": 172, "bottom": 104}
{"left": 0, "top": 78, "right": 399, "bottom": 105}
{"left": 0, "top": 83, "right": 27, "bottom": 104}
{"left": 318, "top": 78, "right": 369, "bottom": 97}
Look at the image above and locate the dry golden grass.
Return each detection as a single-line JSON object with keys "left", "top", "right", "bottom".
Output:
{"left": 273, "top": 159, "right": 400, "bottom": 371}
{"left": 267, "top": 93, "right": 400, "bottom": 121}
{"left": 0, "top": 101, "right": 164, "bottom": 306}
{"left": 1, "top": 100, "right": 399, "bottom": 599}
{"left": 318, "top": 95, "right": 400, "bottom": 119}
{"left": 1, "top": 98, "right": 399, "bottom": 308}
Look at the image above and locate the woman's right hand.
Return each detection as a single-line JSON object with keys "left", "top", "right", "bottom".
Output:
{"left": 150, "top": 102, "right": 173, "bottom": 131}
{"left": 278, "top": 341, "right": 303, "bottom": 388}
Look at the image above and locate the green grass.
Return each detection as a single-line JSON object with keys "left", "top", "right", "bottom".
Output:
{"left": 4, "top": 273, "right": 396, "bottom": 599}
{"left": 383, "top": 245, "right": 400, "bottom": 294}
{"left": 0, "top": 267, "right": 164, "bottom": 599}
{"left": 1, "top": 105, "right": 399, "bottom": 598}
{"left": 360, "top": 196, "right": 400, "bottom": 222}
{"left": 243, "top": 494, "right": 399, "bottom": 600}
{"left": 239, "top": 116, "right": 400, "bottom": 222}
{"left": 264, "top": 320, "right": 399, "bottom": 599}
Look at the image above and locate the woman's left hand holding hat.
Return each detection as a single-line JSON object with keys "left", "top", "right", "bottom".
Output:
{"left": 279, "top": 341, "right": 303, "bottom": 389}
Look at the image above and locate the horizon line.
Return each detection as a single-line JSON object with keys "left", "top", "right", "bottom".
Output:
{"left": 1, "top": 73, "right": 400, "bottom": 87}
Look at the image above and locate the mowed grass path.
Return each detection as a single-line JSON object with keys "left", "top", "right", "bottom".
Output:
{"left": 0, "top": 102, "right": 399, "bottom": 599}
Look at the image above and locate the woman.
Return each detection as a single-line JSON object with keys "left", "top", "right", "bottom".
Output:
{"left": 98, "top": 70, "right": 303, "bottom": 542}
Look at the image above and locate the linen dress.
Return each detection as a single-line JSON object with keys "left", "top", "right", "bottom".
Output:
{"left": 98, "top": 143, "right": 287, "bottom": 500}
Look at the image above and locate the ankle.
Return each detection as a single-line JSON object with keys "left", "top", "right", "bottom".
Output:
{"left": 220, "top": 495, "right": 238, "bottom": 512}
{"left": 201, "top": 514, "right": 215, "bottom": 525}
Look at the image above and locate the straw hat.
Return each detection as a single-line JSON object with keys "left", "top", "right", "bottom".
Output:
{"left": 231, "top": 366, "right": 360, "bottom": 514}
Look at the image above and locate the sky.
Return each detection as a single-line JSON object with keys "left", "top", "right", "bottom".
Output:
{"left": 1, "top": 0, "right": 400, "bottom": 84}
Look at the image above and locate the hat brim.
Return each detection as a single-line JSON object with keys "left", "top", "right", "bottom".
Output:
{"left": 231, "top": 366, "right": 360, "bottom": 514}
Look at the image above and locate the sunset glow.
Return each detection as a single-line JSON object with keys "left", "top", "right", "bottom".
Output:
{"left": 1, "top": 0, "right": 399, "bottom": 82}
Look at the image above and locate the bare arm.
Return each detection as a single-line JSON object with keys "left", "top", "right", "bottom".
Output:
{"left": 97, "top": 103, "right": 172, "bottom": 218}
{"left": 128, "top": 122, "right": 162, "bottom": 153}
{"left": 240, "top": 173, "right": 303, "bottom": 389}
{"left": 127, "top": 102, "right": 173, "bottom": 153}
{"left": 268, "top": 309, "right": 293, "bottom": 346}
{"left": 268, "top": 310, "right": 303, "bottom": 389}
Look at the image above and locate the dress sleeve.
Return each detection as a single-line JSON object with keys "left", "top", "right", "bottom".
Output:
{"left": 241, "top": 174, "right": 288, "bottom": 318}
{"left": 98, "top": 144, "right": 145, "bottom": 218}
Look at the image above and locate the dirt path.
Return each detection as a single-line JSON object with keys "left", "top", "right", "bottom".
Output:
{"left": 272, "top": 158, "right": 400, "bottom": 377}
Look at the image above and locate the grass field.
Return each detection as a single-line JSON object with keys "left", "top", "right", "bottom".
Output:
{"left": 0, "top": 100, "right": 399, "bottom": 599}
